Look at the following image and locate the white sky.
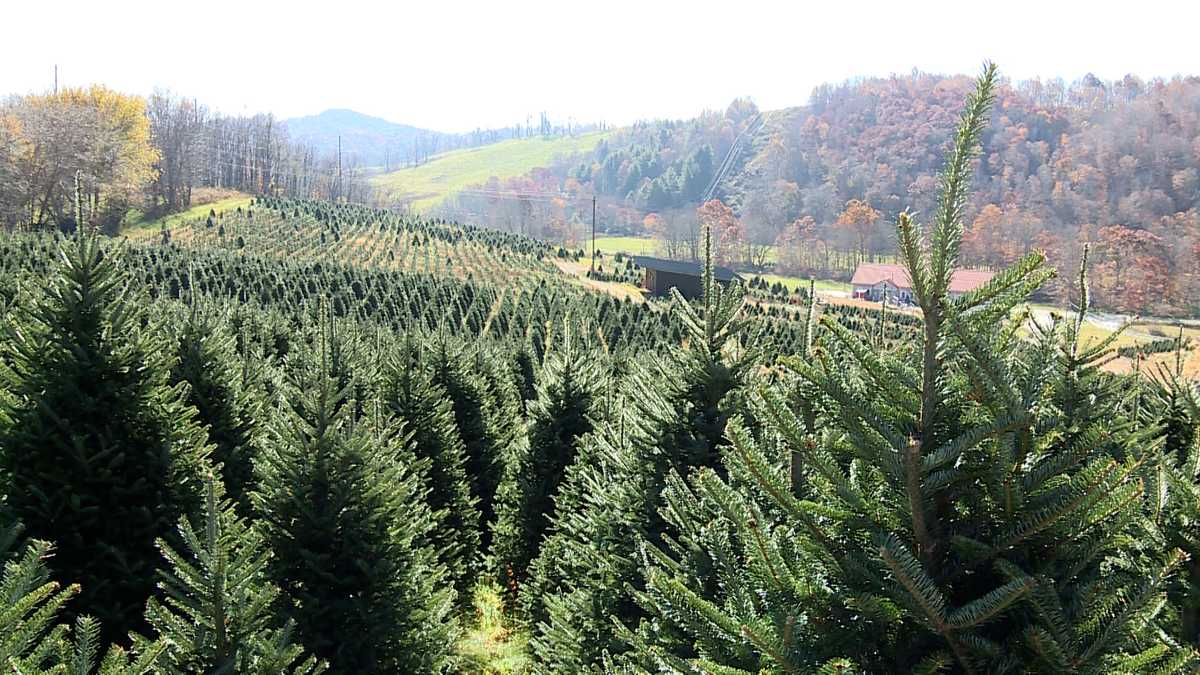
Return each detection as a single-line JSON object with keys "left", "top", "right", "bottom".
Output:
{"left": 3, "top": 0, "right": 1198, "bottom": 133}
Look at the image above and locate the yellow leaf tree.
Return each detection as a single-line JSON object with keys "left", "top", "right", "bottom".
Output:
{"left": 3, "top": 86, "right": 158, "bottom": 232}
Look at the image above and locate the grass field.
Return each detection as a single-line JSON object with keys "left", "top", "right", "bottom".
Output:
{"left": 757, "top": 273, "right": 852, "bottom": 294}
{"left": 123, "top": 190, "right": 252, "bottom": 234}
{"left": 372, "top": 132, "right": 613, "bottom": 212}
{"left": 589, "top": 235, "right": 658, "bottom": 256}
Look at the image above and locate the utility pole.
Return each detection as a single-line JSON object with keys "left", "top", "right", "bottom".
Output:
{"left": 74, "top": 170, "right": 83, "bottom": 231}
{"left": 591, "top": 196, "right": 597, "bottom": 272}
{"left": 336, "top": 135, "right": 342, "bottom": 202}
{"left": 53, "top": 65, "right": 58, "bottom": 94}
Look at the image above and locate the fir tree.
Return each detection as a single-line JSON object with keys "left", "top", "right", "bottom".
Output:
{"left": 169, "top": 307, "right": 264, "bottom": 514}
{"left": 253, "top": 323, "right": 457, "bottom": 673}
{"left": 144, "top": 473, "right": 325, "bottom": 674}
{"left": 0, "top": 521, "right": 76, "bottom": 669}
{"left": 60, "top": 616, "right": 166, "bottom": 675}
{"left": 522, "top": 209, "right": 755, "bottom": 670}
{"left": 380, "top": 338, "right": 481, "bottom": 605}
{"left": 1142, "top": 355, "right": 1200, "bottom": 653}
{"left": 629, "top": 63, "right": 1195, "bottom": 674}
{"left": 0, "top": 521, "right": 167, "bottom": 674}
{"left": 429, "top": 338, "right": 506, "bottom": 550}
{"left": 492, "top": 331, "right": 602, "bottom": 594}
{"left": 0, "top": 234, "right": 209, "bottom": 644}
{"left": 509, "top": 342, "right": 539, "bottom": 408}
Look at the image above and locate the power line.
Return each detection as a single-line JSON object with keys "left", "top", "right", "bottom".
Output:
{"left": 701, "top": 112, "right": 768, "bottom": 203}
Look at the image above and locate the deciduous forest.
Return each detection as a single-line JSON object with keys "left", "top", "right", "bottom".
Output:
{"left": 449, "top": 72, "right": 1200, "bottom": 317}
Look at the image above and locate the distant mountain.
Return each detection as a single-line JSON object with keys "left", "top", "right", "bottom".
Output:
{"left": 284, "top": 109, "right": 452, "bottom": 169}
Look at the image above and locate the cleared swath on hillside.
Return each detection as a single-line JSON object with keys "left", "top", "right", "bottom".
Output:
{"left": 371, "top": 132, "right": 613, "bottom": 212}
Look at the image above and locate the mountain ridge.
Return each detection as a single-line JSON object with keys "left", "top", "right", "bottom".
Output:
{"left": 283, "top": 108, "right": 452, "bottom": 168}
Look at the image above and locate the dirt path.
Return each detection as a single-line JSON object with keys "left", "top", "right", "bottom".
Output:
{"left": 551, "top": 259, "right": 646, "bottom": 303}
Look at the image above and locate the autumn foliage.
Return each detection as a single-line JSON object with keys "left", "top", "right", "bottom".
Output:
{"left": 696, "top": 199, "right": 742, "bottom": 266}
{"left": 1, "top": 86, "right": 159, "bottom": 232}
{"left": 523, "top": 72, "right": 1200, "bottom": 316}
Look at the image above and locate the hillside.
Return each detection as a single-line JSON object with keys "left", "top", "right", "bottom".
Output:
{"left": 371, "top": 131, "right": 613, "bottom": 212}
{"left": 467, "top": 74, "right": 1200, "bottom": 318}
{"left": 113, "top": 196, "right": 883, "bottom": 352}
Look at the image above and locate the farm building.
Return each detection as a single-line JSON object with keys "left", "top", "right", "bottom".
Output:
{"left": 634, "top": 256, "right": 741, "bottom": 300}
{"left": 850, "top": 263, "right": 994, "bottom": 303}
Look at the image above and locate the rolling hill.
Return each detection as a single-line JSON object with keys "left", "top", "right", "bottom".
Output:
{"left": 370, "top": 131, "right": 613, "bottom": 212}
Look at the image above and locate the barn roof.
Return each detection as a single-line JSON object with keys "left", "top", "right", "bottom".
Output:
{"left": 851, "top": 263, "right": 995, "bottom": 294}
{"left": 634, "top": 256, "right": 741, "bottom": 282}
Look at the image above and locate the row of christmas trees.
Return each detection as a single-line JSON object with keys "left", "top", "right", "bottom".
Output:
{"left": 0, "top": 232, "right": 495, "bottom": 671}
{"left": 0, "top": 229, "right": 835, "bottom": 360}
{"left": 1, "top": 63, "right": 1198, "bottom": 673}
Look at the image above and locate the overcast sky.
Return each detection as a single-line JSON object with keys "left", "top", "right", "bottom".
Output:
{"left": 3, "top": 1, "right": 1198, "bottom": 133}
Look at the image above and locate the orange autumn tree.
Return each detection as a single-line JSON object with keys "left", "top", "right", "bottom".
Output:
{"left": 1094, "top": 224, "right": 1170, "bottom": 313}
{"left": 835, "top": 199, "right": 881, "bottom": 266}
{"left": 643, "top": 212, "right": 667, "bottom": 249}
{"left": 964, "top": 203, "right": 1005, "bottom": 266}
{"left": 696, "top": 199, "right": 742, "bottom": 267}
{"left": 775, "top": 215, "right": 825, "bottom": 275}
{"left": 644, "top": 212, "right": 684, "bottom": 260}
{"left": 1153, "top": 209, "right": 1200, "bottom": 312}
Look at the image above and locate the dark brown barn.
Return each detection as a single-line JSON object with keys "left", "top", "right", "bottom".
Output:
{"left": 634, "top": 256, "right": 741, "bottom": 300}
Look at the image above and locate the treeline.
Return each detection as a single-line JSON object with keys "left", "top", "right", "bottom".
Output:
{"left": 0, "top": 86, "right": 371, "bottom": 234}
{"left": 148, "top": 92, "right": 372, "bottom": 213}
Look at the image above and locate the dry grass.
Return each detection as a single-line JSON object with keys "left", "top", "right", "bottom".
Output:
{"left": 457, "top": 583, "right": 530, "bottom": 674}
{"left": 552, "top": 259, "right": 646, "bottom": 303}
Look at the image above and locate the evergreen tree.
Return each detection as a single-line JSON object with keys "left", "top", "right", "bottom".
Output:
{"left": 522, "top": 210, "right": 756, "bottom": 669}
{"left": 1141, "top": 355, "right": 1200, "bottom": 653}
{"left": 0, "top": 521, "right": 167, "bottom": 674}
{"left": 144, "top": 473, "right": 325, "bottom": 674}
{"left": 510, "top": 342, "right": 539, "bottom": 408}
{"left": 629, "top": 63, "right": 1196, "bottom": 673}
{"left": 429, "top": 338, "right": 506, "bottom": 550}
{"left": 169, "top": 307, "right": 264, "bottom": 514}
{"left": 1, "top": 521, "right": 76, "bottom": 669}
{"left": 380, "top": 338, "right": 481, "bottom": 604}
{"left": 492, "top": 333, "right": 602, "bottom": 594}
{"left": 60, "top": 617, "right": 166, "bottom": 675}
{"left": 253, "top": 323, "right": 457, "bottom": 673}
{"left": 0, "top": 234, "right": 209, "bottom": 644}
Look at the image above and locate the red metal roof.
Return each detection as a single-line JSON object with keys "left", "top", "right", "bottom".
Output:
{"left": 947, "top": 268, "right": 996, "bottom": 294}
{"left": 851, "top": 263, "right": 995, "bottom": 294}
{"left": 851, "top": 263, "right": 911, "bottom": 288}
